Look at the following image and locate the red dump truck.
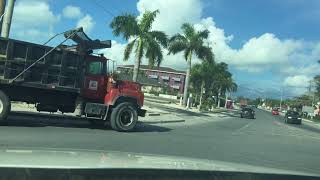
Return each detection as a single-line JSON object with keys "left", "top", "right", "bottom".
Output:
{"left": 0, "top": 28, "right": 145, "bottom": 132}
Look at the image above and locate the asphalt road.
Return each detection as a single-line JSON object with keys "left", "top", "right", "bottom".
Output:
{"left": 1, "top": 107, "right": 320, "bottom": 175}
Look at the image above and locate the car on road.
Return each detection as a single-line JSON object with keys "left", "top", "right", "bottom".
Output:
{"left": 272, "top": 108, "right": 279, "bottom": 115}
{"left": 240, "top": 107, "right": 255, "bottom": 119}
{"left": 284, "top": 111, "right": 302, "bottom": 124}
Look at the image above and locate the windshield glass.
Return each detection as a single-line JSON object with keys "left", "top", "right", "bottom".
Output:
{"left": 87, "top": 61, "right": 103, "bottom": 75}
{"left": 2, "top": 0, "right": 320, "bottom": 177}
{"left": 288, "top": 111, "right": 300, "bottom": 116}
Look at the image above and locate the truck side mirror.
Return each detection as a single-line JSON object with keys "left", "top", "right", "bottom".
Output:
{"left": 112, "top": 81, "right": 117, "bottom": 88}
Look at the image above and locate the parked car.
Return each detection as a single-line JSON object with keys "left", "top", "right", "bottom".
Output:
{"left": 240, "top": 104, "right": 247, "bottom": 109}
{"left": 284, "top": 111, "right": 302, "bottom": 124}
{"left": 272, "top": 108, "right": 279, "bottom": 115}
{"left": 240, "top": 107, "right": 255, "bottom": 119}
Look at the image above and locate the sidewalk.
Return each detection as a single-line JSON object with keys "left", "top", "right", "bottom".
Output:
{"left": 144, "top": 99, "right": 239, "bottom": 118}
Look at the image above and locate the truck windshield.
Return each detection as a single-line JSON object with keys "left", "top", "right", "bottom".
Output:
{"left": 87, "top": 61, "right": 104, "bottom": 75}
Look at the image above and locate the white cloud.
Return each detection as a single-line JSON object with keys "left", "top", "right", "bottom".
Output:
{"left": 11, "top": 0, "right": 60, "bottom": 42}
{"left": 280, "top": 63, "right": 320, "bottom": 76}
{"left": 63, "top": 5, "right": 82, "bottom": 19}
{"left": 137, "top": 0, "right": 203, "bottom": 35}
{"left": 284, "top": 75, "right": 312, "bottom": 95}
{"left": 284, "top": 75, "right": 311, "bottom": 87}
{"left": 100, "top": 41, "right": 131, "bottom": 65}
{"left": 233, "top": 34, "right": 303, "bottom": 65}
{"left": 12, "top": 0, "right": 59, "bottom": 28}
{"left": 76, "top": 14, "right": 95, "bottom": 34}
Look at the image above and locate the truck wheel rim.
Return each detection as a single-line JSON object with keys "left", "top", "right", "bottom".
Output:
{"left": 0, "top": 99, "right": 3, "bottom": 114}
{"left": 119, "top": 110, "right": 133, "bottom": 127}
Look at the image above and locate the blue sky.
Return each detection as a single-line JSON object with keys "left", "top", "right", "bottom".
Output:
{"left": 9, "top": 0, "right": 320, "bottom": 99}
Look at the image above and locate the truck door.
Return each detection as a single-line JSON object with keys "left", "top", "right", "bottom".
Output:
{"left": 82, "top": 60, "right": 108, "bottom": 101}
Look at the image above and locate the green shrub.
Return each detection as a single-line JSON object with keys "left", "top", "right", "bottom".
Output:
{"left": 149, "top": 88, "right": 160, "bottom": 96}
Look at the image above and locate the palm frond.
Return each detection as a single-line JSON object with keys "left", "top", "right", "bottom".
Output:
{"left": 183, "top": 48, "right": 191, "bottom": 61}
{"left": 124, "top": 39, "right": 136, "bottom": 61}
{"left": 145, "top": 39, "right": 163, "bottom": 67}
{"left": 168, "top": 41, "right": 188, "bottom": 55}
{"left": 139, "top": 10, "right": 159, "bottom": 32}
{"left": 181, "top": 23, "right": 195, "bottom": 39}
{"left": 169, "top": 34, "right": 187, "bottom": 43}
{"left": 149, "top": 30, "right": 168, "bottom": 48}
{"left": 135, "top": 39, "right": 144, "bottom": 62}
{"left": 195, "top": 45, "right": 214, "bottom": 63}
{"left": 196, "top": 29, "right": 210, "bottom": 40}
{"left": 110, "top": 14, "right": 140, "bottom": 40}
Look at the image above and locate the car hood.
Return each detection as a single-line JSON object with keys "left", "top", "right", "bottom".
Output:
{"left": 0, "top": 147, "right": 317, "bottom": 177}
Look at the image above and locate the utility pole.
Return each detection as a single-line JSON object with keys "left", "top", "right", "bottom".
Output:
{"left": 1, "top": 0, "right": 14, "bottom": 38}
{"left": 0, "top": 0, "right": 6, "bottom": 35}
{"left": 280, "top": 87, "right": 283, "bottom": 110}
{"left": 311, "top": 80, "right": 315, "bottom": 106}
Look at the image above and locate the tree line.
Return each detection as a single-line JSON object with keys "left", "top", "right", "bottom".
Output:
{"left": 110, "top": 10, "right": 236, "bottom": 107}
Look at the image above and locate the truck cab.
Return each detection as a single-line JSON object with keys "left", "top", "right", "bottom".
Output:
{"left": 66, "top": 29, "right": 146, "bottom": 131}
{"left": 81, "top": 54, "right": 145, "bottom": 131}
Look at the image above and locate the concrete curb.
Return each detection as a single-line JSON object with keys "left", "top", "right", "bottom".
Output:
{"left": 302, "top": 119, "right": 313, "bottom": 123}
{"left": 144, "top": 98, "right": 171, "bottom": 104}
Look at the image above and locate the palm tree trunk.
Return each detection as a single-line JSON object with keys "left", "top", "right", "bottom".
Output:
{"left": 183, "top": 52, "right": 192, "bottom": 106}
{"left": 194, "top": 94, "right": 198, "bottom": 107}
{"left": 224, "top": 92, "right": 228, "bottom": 108}
{"left": 132, "top": 39, "right": 142, "bottom": 82}
{"left": 217, "top": 87, "right": 221, "bottom": 108}
{"left": 199, "top": 80, "right": 205, "bottom": 109}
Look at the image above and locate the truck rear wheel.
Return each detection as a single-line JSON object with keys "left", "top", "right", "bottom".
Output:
{"left": 0, "top": 90, "right": 10, "bottom": 122}
{"left": 110, "top": 102, "right": 138, "bottom": 132}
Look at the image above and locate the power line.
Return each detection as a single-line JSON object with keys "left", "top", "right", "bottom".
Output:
{"left": 92, "top": 0, "right": 115, "bottom": 17}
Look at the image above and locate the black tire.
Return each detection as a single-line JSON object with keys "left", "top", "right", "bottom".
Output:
{"left": 0, "top": 90, "right": 10, "bottom": 123}
{"left": 240, "top": 114, "right": 243, "bottom": 118}
{"left": 110, "top": 102, "right": 138, "bottom": 132}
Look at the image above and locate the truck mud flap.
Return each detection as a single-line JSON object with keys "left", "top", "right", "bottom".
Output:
{"left": 138, "top": 108, "right": 147, "bottom": 117}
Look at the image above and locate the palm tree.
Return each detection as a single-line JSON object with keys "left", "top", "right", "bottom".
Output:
{"left": 190, "top": 61, "right": 215, "bottom": 109}
{"left": 211, "top": 62, "right": 236, "bottom": 108}
{"left": 168, "top": 23, "right": 213, "bottom": 106}
{"left": 110, "top": 10, "right": 168, "bottom": 82}
{"left": 223, "top": 78, "right": 238, "bottom": 108}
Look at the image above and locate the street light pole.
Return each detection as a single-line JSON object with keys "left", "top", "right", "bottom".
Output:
{"left": 0, "top": 0, "right": 6, "bottom": 34}
{"left": 280, "top": 87, "right": 283, "bottom": 109}
{"left": 1, "top": 0, "right": 15, "bottom": 38}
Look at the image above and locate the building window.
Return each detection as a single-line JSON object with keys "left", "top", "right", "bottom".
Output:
{"left": 172, "top": 77, "right": 181, "bottom": 82}
{"left": 148, "top": 74, "right": 158, "bottom": 79}
{"left": 161, "top": 76, "right": 170, "bottom": 81}
{"left": 171, "top": 85, "right": 180, "bottom": 89}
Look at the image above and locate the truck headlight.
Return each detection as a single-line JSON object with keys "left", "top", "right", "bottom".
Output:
{"left": 288, "top": 117, "right": 292, "bottom": 119}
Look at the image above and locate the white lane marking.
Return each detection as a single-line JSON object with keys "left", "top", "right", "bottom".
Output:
{"left": 5, "top": 149, "right": 33, "bottom": 153}
{"left": 232, "top": 120, "right": 256, "bottom": 135}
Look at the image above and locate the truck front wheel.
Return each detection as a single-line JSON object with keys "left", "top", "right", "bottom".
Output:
{"left": 110, "top": 102, "right": 138, "bottom": 132}
{"left": 0, "top": 90, "right": 10, "bottom": 122}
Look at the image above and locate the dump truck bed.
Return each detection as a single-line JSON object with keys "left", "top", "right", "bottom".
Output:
{"left": 0, "top": 37, "right": 84, "bottom": 93}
